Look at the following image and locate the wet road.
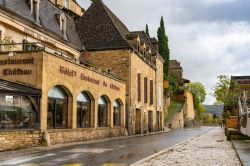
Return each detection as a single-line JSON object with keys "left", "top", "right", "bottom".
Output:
{"left": 0, "top": 127, "right": 213, "bottom": 166}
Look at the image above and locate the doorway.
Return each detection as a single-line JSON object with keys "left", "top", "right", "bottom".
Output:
{"left": 135, "top": 109, "right": 141, "bottom": 134}
{"left": 148, "top": 111, "right": 153, "bottom": 132}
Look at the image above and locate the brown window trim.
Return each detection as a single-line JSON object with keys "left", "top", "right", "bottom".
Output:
{"left": 138, "top": 73, "right": 141, "bottom": 102}
{"left": 150, "top": 80, "right": 153, "bottom": 105}
{"left": 144, "top": 77, "right": 148, "bottom": 103}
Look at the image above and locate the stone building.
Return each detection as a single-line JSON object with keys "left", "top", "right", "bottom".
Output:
{"left": 48, "top": 0, "right": 83, "bottom": 16}
{"left": 169, "top": 60, "right": 183, "bottom": 85}
{"left": 76, "top": 0, "right": 164, "bottom": 135}
{"left": 0, "top": 0, "right": 127, "bottom": 151}
{"left": 0, "top": 0, "right": 164, "bottom": 150}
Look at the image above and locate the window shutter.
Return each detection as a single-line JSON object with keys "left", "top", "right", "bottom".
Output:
{"left": 144, "top": 77, "right": 148, "bottom": 103}
{"left": 138, "top": 73, "right": 141, "bottom": 102}
{"left": 150, "top": 80, "right": 153, "bottom": 105}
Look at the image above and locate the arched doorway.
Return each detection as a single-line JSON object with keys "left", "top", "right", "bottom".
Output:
{"left": 98, "top": 96, "right": 109, "bottom": 127}
{"left": 77, "top": 92, "right": 91, "bottom": 128}
{"left": 113, "top": 99, "right": 122, "bottom": 126}
{"left": 47, "top": 86, "right": 68, "bottom": 129}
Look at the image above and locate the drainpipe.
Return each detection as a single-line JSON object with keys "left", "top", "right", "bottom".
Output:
{"left": 128, "top": 49, "right": 132, "bottom": 135}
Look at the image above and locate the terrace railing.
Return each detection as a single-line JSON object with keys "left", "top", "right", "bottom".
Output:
{"left": 0, "top": 42, "right": 120, "bottom": 80}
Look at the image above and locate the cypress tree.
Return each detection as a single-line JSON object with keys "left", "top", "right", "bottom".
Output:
{"left": 157, "top": 16, "right": 170, "bottom": 80}
{"left": 145, "top": 24, "right": 150, "bottom": 38}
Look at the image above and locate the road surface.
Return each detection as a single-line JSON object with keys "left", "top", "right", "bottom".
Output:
{"left": 0, "top": 127, "right": 213, "bottom": 166}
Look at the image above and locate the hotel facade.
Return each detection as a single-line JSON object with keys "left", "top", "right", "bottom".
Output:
{"left": 0, "top": 0, "right": 164, "bottom": 151}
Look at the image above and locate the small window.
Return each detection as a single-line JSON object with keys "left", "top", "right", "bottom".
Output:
{"left": 30, "top": 0, "right": 40, "bottom": 23}
{"left": 64, "top": 0, "right": 69, "bottom": 8}
{"left": 59, "top": 14, "right": 67, "bottom": 40}
{"left": 33, "top": 1, "right": 37, "bottom": 18}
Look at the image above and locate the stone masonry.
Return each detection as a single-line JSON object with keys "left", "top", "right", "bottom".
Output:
{"left": 0, "top": 131, "right": 41, "bottom": 152}
{"left": 138, "top": 127, "right": 241, "bottom": 166}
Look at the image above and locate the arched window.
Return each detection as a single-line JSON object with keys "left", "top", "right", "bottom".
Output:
{"left": 98, "top": 96, "right": 108, "bottom": 127}
{"left": 64, "top": 0, "right": 69, "bottom": 8}
{"left": 0, "top": 95, "right": 37, "bottom": 130}
{"left": 47, "top": 86, "right": 68, "bottom": 129}
{"left": 113, "top": 100, "right": 121, "bottom": 126}
{"left": 77, "top": 92, "right": 91, "bottom": 128}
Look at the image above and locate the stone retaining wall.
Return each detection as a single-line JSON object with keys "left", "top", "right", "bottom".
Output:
{"left": 48, "top": 127, "right": 128, "bottom": 145}
{"left": 0, "top": 127, "right": 128, "bottom": 151}
{"left": 0, "top": 130, "right": 41, "bottom": 152}
{"left": 170, "top": 109, "right": 184, "bottom": 129}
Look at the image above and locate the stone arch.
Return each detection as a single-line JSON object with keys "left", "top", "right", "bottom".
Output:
{"left": 76, "top": 90, "right": 95, "bottom": 128}
{"left": 113, "top": 98, "right": 124, "bottom": 127}
{"left": 98, "top": 95, "right": 111, "bottom": 127}
{"left": 47, "top": 85, "right": 73, "bottom": 129}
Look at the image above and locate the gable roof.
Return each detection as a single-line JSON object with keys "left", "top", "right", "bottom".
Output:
{"left": 129, "top": 31, "right": 157, "bottom": 55}
{"left": 76, "top": 0, "right": 130, "bottom": 51}
{"left": 150, "top": 37, "right": 158, "bottom": 44}
{"left": 0, "top": 0, "right": 82, "bottom": 49}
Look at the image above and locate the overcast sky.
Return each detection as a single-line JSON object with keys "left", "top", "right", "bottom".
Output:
{"left": 77, "top": 0, "right": 250, "bottom": 104}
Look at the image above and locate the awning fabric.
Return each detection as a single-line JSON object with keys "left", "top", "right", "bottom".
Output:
{"left": 0, "top": 79, "right": 41, "bottom": 96}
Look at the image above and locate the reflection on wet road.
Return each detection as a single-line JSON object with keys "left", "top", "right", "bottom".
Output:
{"left": 0, "top": 127, "right": 213, "bottom": 166}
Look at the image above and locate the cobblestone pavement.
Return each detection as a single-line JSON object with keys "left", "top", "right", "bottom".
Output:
{"left": 137, "top": 127, "right": 242, "bottom": 166}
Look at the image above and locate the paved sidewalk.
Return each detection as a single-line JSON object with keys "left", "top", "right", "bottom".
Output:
{"left": 232, "top": 140, "right": 250, "bottom": 166}
{"left": 134, "top": 127, "right": 241, "bottom": 166}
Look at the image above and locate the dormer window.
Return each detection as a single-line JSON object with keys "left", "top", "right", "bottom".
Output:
{"left": 143, "top": 43, "right": 146, "bottom": 56}
{"left": 136, "top": 36, "right": 140, "bottom": 51}
{"left": 57, "top": 13, "right": 68, "bottom": 40}
{"left": 64, "top": 0, "right": 69, "bottom": 8}
{"left": 30, "top": 0, "right": 40, "bottom": 23}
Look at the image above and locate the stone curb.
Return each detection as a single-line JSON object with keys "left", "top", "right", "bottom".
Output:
{"left": 231, "top": 140, "right": 244, "bottom": 166}
{"left": 130, "top": 128, "right": 214, "bottom": 166}
{"left": 0, "top": 130, "right": 170, "bottom": 160}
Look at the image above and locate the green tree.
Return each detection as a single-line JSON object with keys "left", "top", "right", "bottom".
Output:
{"left": 213, "top": 75, "right": 241, "bottom": 108}
{"left": 157, "top": 16, "right": 170, "bottom": 80}
{"left": 187, "top": 82, "right": 206, "bottom": 104}
{"left": 187, "top": 82, "right": 206, "bottom": 121}
{"left": 168, "top": 77, "right": 178, "bottom": 95}
{"left": 145, "top": 24, "right": 150, "bottom": 38}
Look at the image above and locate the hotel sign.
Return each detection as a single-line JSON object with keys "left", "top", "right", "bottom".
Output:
{"left": 0, "top": 58, "right": 34, "bottom": 76}
{"left": 59, "top": 66, "right": 120, "bottom": 91}
{"left": 236, "top": 79, "right": 250, "bottom": 85}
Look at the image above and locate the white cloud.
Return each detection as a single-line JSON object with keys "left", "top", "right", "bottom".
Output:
{"left": 201, "top": 0, "right": 237, "bottom": 5}
{"left": 168, "top": 21, "right": 250, "bottom": 104}
{"left": 77, "top": 0, "right": 250, "bottom": 104}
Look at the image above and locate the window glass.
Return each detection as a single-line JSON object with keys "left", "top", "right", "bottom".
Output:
{"left": 98, "top": 96, "right": 108, "bottom": 127}
{"left": 113, "top": 100, "right": 121, "bottom": 126}
{"left": 77, "top": 92, "right": 91, "bottom": 128}
{"left": 64, "top": 0, "right": 69, "bottom": 8}
{"left": 98, "top": 97, "right": 107, "bottom": 105}
{"left": 0, "top": 95, "right": 37, "bottom": 130}
{"left": 77, "top": 93, "right": 90, "bottom": 103}
{"left": 48, "top": 86, "right": 67, "bottom": 99}
{"left": 47, "top": 86, "right": 68, "bottom": 129}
